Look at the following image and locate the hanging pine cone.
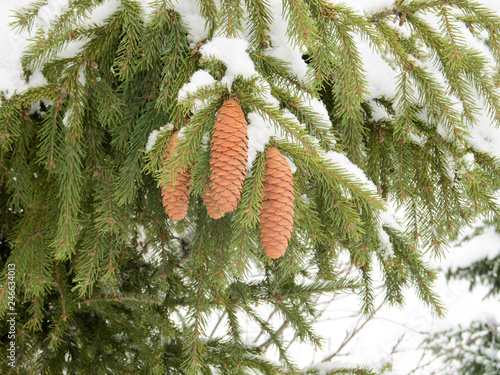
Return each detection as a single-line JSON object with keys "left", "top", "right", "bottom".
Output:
{"left": 259, "top": 147, "right": 295, "bottom": 259}
{"left": 204, "top": 98, "right": 249, "bottom": 219}
{"left": 161, "top": 131, "right": 191, "bottom": 221}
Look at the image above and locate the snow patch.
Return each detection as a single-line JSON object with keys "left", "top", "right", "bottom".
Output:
{"left": 200, "top": 37, "right": 257, "bottom": 89}
{"left": 83, "top": 0, "right": 120, "bottom": 27}
{"left": 358, "top": 38, "right": 398, "bottom": 99}
{"left": 324, "top": 151, "right": 378, "bottom": 193}
{"left": 57, "top": 40, "right": 87, "bottom": 59}
{"left": 37, "top": 0, "right": 70, "bottom": 32}
{"left": 246, "top": 111, "right": 281, "bottom": 169}
{"left": 266, "top": 0, "right": 309, "bottom": 81}
{"left": 285, "top": 156, "right": 297, "bottom": 174}
{"left": 146, "top": 124, "right": 174, "bottom": 152}
{"left": 178, "top": 70, "right": 217, "bottom": 102}
{"left": 441, "top": 225, "right": 500, "bottom": 270}
{"left": 378, "top": 226, "right": 394, "bottom": 259}
{"left": 465, "top": 110, "right": 500, "bottom": 160}
{"left": 146, "top": 130, "right": 160, "bottom": 152}
{"left": 172, "top": 0, "right": 207, "bottom": 43}
{"left": 370, "top": 101, "right": 390, "bottom": 121}
{"left": 409, "top": 132, "right": 426, "bottom": 145}
{"left": 347, "top": 0, "right": 395, "bottom": 15}
{"left": 62, "top": 107, "right": 73, "bottom": 128}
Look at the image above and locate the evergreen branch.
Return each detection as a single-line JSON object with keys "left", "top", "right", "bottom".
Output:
{"left": 233, "top": 149, "right": 266, "bottom": 228}
{"left": 114, "top": 100, "right": 163, "bottom": 205}
{"left": 326, "top": 13, "right": 369, "bottom": 163}
{"left": 51, "top": 83, "right": 86, "bottom": 260}
{"left": 461, "top": 51, "right": 500, "bottom": 124}
{"left": 115, "top": 0, "right": 144, "bottom": 80}
{"left": 281, "top": 142, "right": 382, "bottom": 208}
{"left": 5, "top": 115, "right": 35, "bottom": 211}
{"left": 358, "top": 260, "right": 375, "bottom": 315}
{"left": 291, "top": 178, "right": 327, "bottom": 246}
{"left": 244, "top": 0, "right": 273, "bottom": 47}
{"left": 240, "top": 93, "right": 318, "bottom": 155}
{"left": 250, "top": 52, "right": 313, "bottom": 94}
{"left": 156, "top": 18, "right": 194, "bottom": 113}
{"left": 241, "top": 304, "right": 298, "bottom": 370}
{"left": 321, "top": 367, "right": 377, "bottom": 375}
{"left": 8, "top": 0, "right": 46, "bottom": 34}
{"left": 160, "top": 97, "right": 222, "bottom": 190}
{"left": 282, "top": 0, "right": 317, "bottom": 47}
{"left": 224, "top": 302, "right": 244, "bottom": 368}
{"left": 36, "top": 103, "right": 63, "bottom": 169}
{"left": 21, "top": 0, "right": 100, "bottom": 71}
{"left": 384, "top": 226, "right": 445, "bottom": 316}
{"left": 405, "top": 12, "right": 477, "bottom": 121}
{"left": 196, "top": 0, "right": 218, "bottom": 37}
{"left": 182, "top": 273, "right": 209, "bottom": 373}
{"left": 272, "top": 86, "right": 337, "bottom": 150}
{"left": 72, "top": 228, "right": 104, "bottom": 296}
{"left": 134, "top": 3, "right": 175, "bottom": 73}
{"left": 218, "top": 0, "right": 244, "bottom": 37}
{"left": 327, "top": 3, "right": 381, "bottom": 48}
{"left": 0, "top": 104, "right": 22, "bottom": 153}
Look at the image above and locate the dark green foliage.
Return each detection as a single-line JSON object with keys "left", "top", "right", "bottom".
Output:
{"left": 0, "top": 0, "right": 500, "bottom": 373}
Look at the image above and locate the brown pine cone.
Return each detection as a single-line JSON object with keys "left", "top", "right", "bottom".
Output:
{"left": 204, "top": 98, "right": 249, "bottom": 219}
{"left": 259, "top": 147, "right": 295, "bottom": 259}
{"left": 161, "top": 131, "right": 191, "bottom": 221}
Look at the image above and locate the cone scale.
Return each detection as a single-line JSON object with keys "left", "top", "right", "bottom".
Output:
{"left": 204, "top": 99, "right": 249, "bottom": 219}
{"left": 259, "top": 147, "right": 295, "bottom": 259}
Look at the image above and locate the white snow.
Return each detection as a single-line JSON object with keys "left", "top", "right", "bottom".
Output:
{"left": 324, "top": 150, "right": 378, "bottom": 193}
{"left": 378, "top": 226, "right": 394, "bottom": 259}
{"left": 146, "top": 124, "right": 174, "bottom": 152}
{"left": 461, "top": 152, "right": 475, "bottom": 168}
{"left": 305, "top": 94, "right": 336, "bottom": 138}
{"left": 409, "top": 132, "right": 426, "bottom": 145}
{"left": 57, "top": 40, "right": 87, "bottom": 59}
{"left": 346, "top": 0, "right": 395, "bottom": 15}
{"left": 266, "top": 0, "right": 309, "bottom": 82}
{"left": 0, "top": 0, "right": 41, "bottom": 96}
{"left": 145, "top": 130, "right": 160, "bottom": 152}
{"left": 358, "top": 38, "right": 399, "bottom": 100}
{"left": 37, "top": 0, "right": 69, "bottom": 33}
{"left": 81, "top": 0, "right": 120, "bottom": 27}
{"left": 178, "top": 69, "right": 217, "bottom": 102}
{"left": 246, "top": 111, "right": 282, "bottom": 169}
{"left": 172, "top": 0, "right": 207, "bottom": 43}
{"left": 381, "top": 202, "right": 405, "bottom": 232}
{"left": 370, "top": 101, "right": 390, "bottom": 121}
{"left": 465, "top": 110, "right": 500, "bottom": 160}
{"left": 77, "top": 66, "right": 86, "bottom": 87}
{"left": 199, "top": 37, "right": 257, "bottom": 89}
{"left": 26, "top": 70, "right": 48, "bottom": 89}
{"left": 440, "top": 224, "right": 500, "bottom": 271}
{"left": 257, "top": 79, "right": 281, "bottom": 108}
{"left": 285, "top": 156, "right": 297, "bottom": 174}
{"left": 62, "top": 107, "right": 73, "bottom": 128}
{"left": 200, "top": 37, "right": 257, "bottom": 88}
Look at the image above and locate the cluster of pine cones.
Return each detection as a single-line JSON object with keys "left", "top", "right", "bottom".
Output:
{"left": 160, "top": 99, "right": 294, "bottom": 259}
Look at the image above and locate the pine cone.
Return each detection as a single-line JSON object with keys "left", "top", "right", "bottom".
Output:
{"left": 204, "top": 99, "right": 249, "bottom": 219}
{"left": 161, "top": 131, "right": 191, "bottom": 221}
{"left": 259, "top": 147, "right": 295, "bottom": 259}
